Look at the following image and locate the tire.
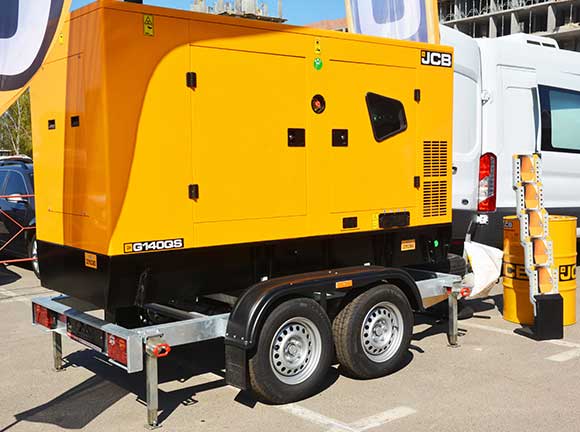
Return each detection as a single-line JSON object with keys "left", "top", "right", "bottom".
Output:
{"left": 28, "top": 234, "right": 40, "bottom": 279}
{"left": 448, "top": 253, "right": 467, "bottom": 277}
{"left": 248, "top": 298, "right": 333, "bottom": 404}
{"left": 333, "top": 284, "right": 413, "bottom": 379}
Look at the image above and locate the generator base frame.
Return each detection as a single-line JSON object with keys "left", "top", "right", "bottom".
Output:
{"left": 33, "top": 268, "right": 462, "bottom": 429}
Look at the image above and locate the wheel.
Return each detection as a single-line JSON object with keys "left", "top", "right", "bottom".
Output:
{"left": 333, "top": 284, "right": 413, "bottom": 379}
{"left": 28, "top": 234, "right": 39, "bottom": 279}
{"left": 447, "top": 253, "right": 467, "bottom": 277}
{"left": 248, "top": 298, "right": 333, "bottom": 404}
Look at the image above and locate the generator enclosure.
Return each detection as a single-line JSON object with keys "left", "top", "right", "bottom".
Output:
{"left": 30, "top": 0, "right": 454, "bottom": 316}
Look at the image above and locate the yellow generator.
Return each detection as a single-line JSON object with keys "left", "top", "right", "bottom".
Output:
{"left": 30, "top": 0, "right": 454, "bottom": 411}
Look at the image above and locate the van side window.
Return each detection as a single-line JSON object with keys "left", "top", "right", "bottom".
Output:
{"left": 366, "top": 92, "right": 407, "bottom": 142}
{"left": 540, "top": 85, "right": 580, "bottom": 153}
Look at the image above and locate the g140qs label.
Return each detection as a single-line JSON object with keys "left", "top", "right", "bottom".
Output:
{"left": 124, "top": 238, "right": 184, "bottom": 254}
{"left": 421, "top": 50, "right": 452, "bottom": 68}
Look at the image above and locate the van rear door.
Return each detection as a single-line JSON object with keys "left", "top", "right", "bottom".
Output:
{"left": 440, "top": 27, "right": 481, "bottom": 213}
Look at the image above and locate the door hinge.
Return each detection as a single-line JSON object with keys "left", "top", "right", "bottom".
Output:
{"left": 414, "top": 176, "right": 421, "bottom": 188}
{"left": 186, "top": 72, "right": 197, "bottom": 89}
{"left": 189, "top": 184, "right": 199, "bottom": 200}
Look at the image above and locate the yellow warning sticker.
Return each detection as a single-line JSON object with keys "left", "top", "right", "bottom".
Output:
{"left": 84, "top": 252, "right": 97, "bottom": 269}
{"left": 314, "top": 39, "right": 321, "bottom": 55}
{"left": 143, "top": 14, "right": 154, "bottom": 36}
{"left": 371, "top": 213, "right": 379, "bottom": 230}
{"left": 401, "top": 239, "right": 416, "bottom": 252}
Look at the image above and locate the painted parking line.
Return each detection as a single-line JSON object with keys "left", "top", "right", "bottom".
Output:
{"left": 460, "top": 321, "right": 580, "bottom": 362}
{"left": 349, "top": 406, "right": 417, "bottom": 431}
{"left": 545, "top": 349, "right": 580, "bottom": 362}
{"left": 278, "top": 404, "right": 416, "bottom": 432}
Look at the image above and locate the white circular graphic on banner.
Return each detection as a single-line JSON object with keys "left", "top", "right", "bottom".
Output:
{"left": 0, "top": 0, "right": 65, "bottom": 91}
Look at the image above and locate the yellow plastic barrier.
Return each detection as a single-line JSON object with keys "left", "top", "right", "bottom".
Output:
{"left": 503, "top": 215, "right": 577, "bottom": 326}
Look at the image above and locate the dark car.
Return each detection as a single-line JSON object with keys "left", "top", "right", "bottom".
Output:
{"left": 0, "top": 156, "right": 37, "bottom": 277}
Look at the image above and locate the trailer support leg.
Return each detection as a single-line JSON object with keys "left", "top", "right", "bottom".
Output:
{"left": 52, "top": 332, "right": 64, "bottom": 371}
{"left": 145, "top": 352, "right": 160, "bottom": 429}
{"left": 448, "top": 287, "right": 459, "bottom": 347}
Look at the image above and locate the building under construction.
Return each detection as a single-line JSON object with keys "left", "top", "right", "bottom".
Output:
{"left": 439, "top": 0, "right": 580, "bottom": 51}
{"left": 191, "top": 0, "right": 284, "bottom": 21}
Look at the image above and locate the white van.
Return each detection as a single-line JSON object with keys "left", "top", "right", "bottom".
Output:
{"left": 442, "top": 27, "right": 580, "bottom": 251}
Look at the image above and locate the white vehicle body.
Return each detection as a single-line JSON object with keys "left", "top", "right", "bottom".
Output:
{"left": 442, "top": 26, "right": 580, "bottom": 249}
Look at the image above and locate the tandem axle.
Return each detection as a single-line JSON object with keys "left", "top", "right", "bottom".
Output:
{"left": 32, "top": 266, "right": 463, "bottom": 429}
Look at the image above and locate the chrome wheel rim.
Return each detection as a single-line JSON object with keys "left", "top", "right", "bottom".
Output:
{"left": 361, "top": 301, "right": 403, "bottom": 363}
{"left": 269, "top": 317, "right": 322, "bottom": 385}
{"left": 31, "top": 240, "right": 39, "bottom": 275}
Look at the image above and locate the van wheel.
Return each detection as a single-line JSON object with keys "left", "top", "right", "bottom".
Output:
{"left": 28, "top": 234, "right": 39, "bottom": 279}
{"left": 248, "top": 298, "right": 333, "bottom": 404}
{"left": 333, "top": 284, "right": 412, "bottom": 379}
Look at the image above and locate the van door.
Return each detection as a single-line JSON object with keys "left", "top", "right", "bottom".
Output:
{"left": 538, "top": 84, "right": 580, "bottom": 236}
{"left": 495, "top": 67, "right": 538, "bottom": 209}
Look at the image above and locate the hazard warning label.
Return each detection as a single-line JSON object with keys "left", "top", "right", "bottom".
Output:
{"left": 143, "top": 14, "right": 154, "bottom": 36}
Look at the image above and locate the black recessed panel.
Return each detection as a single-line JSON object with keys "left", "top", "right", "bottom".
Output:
{"left": 332, "top": 129, "right": 348, "bottom": 147}
{"left": 288, "top": 128, "right": 306, "bottom": 147}
{"left": 378, "top": 212, "right": 410, "bottom": 229}
{"left": 48, "top": 119, "right": 56, "bottom": 130}
{"left": 342, "top": 217, "right": 358, "bottom": 229}
{"left": 366, "top": 92, "right": 407, "bottom": 142}
{"left": 71, "top": 116, "right": 80, "bottom": 127}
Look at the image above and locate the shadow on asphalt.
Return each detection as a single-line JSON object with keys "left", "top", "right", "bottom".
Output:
{"left": 3, "top": 339, "right": 229, "bottom": 430}
{"left": 0, "top": 267, "right": 21, "bottom": 286}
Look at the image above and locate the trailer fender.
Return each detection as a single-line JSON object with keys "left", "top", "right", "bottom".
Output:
{"left": 224, "top": 266, "right": 422, "bottom": 390}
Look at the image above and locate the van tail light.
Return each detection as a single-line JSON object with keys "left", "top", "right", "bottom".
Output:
{"left": 33, "top": 304, "right": 57, "bottom": 329}
{"left": 107, "top": 334, "right": 128, "bottom": 365}
{"left": 478, "top": 152, "right": 497, "bottom": 212}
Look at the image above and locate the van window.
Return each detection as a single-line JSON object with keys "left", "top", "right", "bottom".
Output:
{"left": 366, "top": 92, "right": 407, "bottom": 142}
{"left": 540, "top": 85, "right": 580, "bottom": 153}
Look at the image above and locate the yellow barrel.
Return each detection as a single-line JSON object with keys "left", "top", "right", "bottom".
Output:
{"left": 503, "top": 215, "right": 577, "bottom": 326}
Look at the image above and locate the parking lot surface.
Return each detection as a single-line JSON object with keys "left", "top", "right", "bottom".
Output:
{"left": 1, "top": 265, "right": 579, "bottom": 432}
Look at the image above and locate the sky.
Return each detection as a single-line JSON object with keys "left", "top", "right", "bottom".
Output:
{"left": 70, "top": 0, "right": 346, "bottom": 25}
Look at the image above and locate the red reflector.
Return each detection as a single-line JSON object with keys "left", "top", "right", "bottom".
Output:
{"left": 107, "top": 334, "right": 128, "bottom": 365}
{"left": 478, "top": 153, "right": 497, "bottom": 213}
{"left": 34, "top": 304, "right": 56, "bottom": 329}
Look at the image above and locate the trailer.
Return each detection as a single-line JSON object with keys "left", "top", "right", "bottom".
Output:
{"left": 21, "top": 0, "right": 464, "bottom": 426}
{"left": 32, "top": 267, "right": 462, "bottom": 428}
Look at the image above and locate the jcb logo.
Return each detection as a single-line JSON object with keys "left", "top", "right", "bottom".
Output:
{"left": 421, "top": 50, "right": 453, "bottom": 68}
{"left": 504, "top": 262, "right": 576, "bottom": 282}
{"left": 560, "top": 264, "right": 576, "bottom": 282}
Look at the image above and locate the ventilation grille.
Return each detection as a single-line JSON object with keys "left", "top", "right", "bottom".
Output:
{"left": 423, "top": 181, "right": 448, "bottom": 217}
{"left": 423, "top": 141, "right": 448, "bottom": 177}
{"left": 423, "top": 141, "right": 448, "bottom": 218}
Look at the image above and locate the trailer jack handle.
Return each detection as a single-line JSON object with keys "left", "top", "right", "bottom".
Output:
{"left": 145, "top": 337, "right": 170, "bottom": 430}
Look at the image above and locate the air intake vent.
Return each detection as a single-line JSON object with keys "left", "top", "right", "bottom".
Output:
{"left": 423, "top": 141, "right": 448, "bottom": 218}
{"left": 423, "top": 181, "right": 448, "bottom": 217}
{"left": 423, "top": 141, "right": 448, "bottom": 177}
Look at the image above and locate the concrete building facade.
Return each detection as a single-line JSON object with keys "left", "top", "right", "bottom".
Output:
{"left": 439, "top": 0, "right": 580, "bottom": 51}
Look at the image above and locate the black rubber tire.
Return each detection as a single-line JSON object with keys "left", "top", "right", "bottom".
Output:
{"left": 248, "top": 298, "right": 334, "bottom": 404}
{"left": 333, "top": 284, "right": 413, "bottom": 379}
{"left": 28, "top": 233, "right": 39, "bottom": 279}
{"left": 447, "top": 253, "right": 467, "bottom": 277}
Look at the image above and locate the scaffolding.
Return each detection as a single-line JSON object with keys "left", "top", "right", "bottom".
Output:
{"left": 439, "top": 0, "right": 580, "bottom": 51}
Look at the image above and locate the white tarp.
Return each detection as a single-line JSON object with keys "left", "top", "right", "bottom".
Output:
{"left": 463, "top": 241, "right": 504, "bottom": 299}
{"left": 0, "top": 0, "right": 70, "bottom": 113}
{"left": 346, "top": 0, "right": 439, "bottom": 43}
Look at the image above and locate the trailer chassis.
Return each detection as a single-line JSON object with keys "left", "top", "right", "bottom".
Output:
{"left": 32, "top": 269, "right": 463, "bottom": 429}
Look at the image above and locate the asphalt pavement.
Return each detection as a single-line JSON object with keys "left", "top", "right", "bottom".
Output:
{"left": 1, "top": 264, "right": 579, "bottom": 432}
